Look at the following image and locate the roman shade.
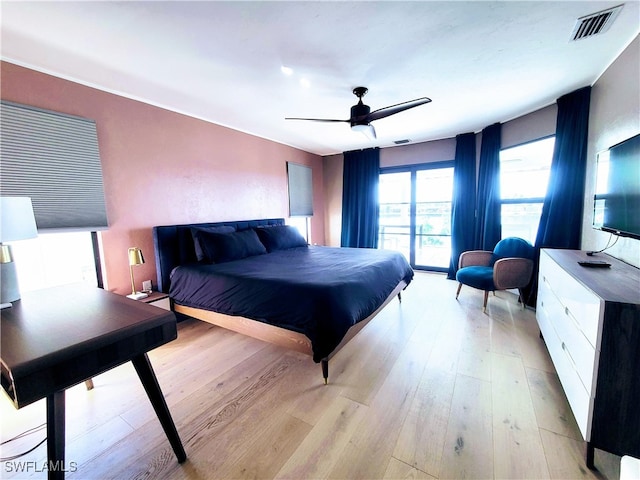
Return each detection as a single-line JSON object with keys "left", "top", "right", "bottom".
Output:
{"left": 0, "top": 100, "right": 108, "bottom": 231}
{"left": 287, "top": 162, "right": 313, "bottom": 217}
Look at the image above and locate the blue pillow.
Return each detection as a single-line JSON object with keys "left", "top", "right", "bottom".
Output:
{"left": 191, "top": 225, "right": 236, "bottom": 262}
{"left": 255, "top": 225, "right": 308, "bottom": 252}
{"left": 197, "top": 229, "right": 266, "bottom": 264}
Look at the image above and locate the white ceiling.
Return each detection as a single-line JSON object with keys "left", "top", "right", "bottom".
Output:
{"left": 1, "top": 1, "right": 638, "bottom": 156}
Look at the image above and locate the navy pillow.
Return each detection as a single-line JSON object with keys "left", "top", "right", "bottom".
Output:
{"left": 197, "top": 229, "right": 266, "bottom": 263}
{"left": 191, "top": 226, "right": 236, "bottom": 262}
{"left": 255, "top": 225, "right": 308, "bottom": 252}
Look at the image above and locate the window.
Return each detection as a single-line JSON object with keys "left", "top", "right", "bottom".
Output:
{"left": 379, "top": 162, "right": 453, "bottom": 271}
{"left": 287, "top": 216, "right": 310, "bottom": 243}
{"left": 415, "top": 167, "right": 453, "bottom": 268}
{"left": 11, "top": 231, "right": 98, "bottom": 293}
{"left": 379, "top": 171, "right": 411, "bottom": 260}
{"left": 1, "top": 101, "right": 106, "bottom": 295}
{"left": 499, "top": 137, "right": 555, "bottom": 244}
{"left": 287, "top": 162, "right": 313, "bottom": 217}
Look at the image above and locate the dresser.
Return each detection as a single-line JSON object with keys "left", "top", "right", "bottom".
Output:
{"left": 536, "top": 248, "right": 640, "bottom": 468}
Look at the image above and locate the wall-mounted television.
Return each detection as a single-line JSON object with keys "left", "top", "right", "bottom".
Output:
{"left": 593, "top": 133, "right": 640, "bottom": 240}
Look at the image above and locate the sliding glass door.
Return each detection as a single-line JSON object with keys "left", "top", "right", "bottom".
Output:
{"left": 379, "top": 162, "right": 453, "bottom": 271}
{"left": 379, "top": 172, "right": 412, "bottom": 260}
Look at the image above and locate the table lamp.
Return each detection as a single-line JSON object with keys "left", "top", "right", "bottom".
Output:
{"left": 1, "top": 197, "right": 38, "bottom": 308}
{"left": 127, "top": 247, "right": 148, "bottom": 300}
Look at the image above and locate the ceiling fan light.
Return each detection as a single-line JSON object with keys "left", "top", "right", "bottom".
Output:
{"left": 351, "top": 123, "right": 376, "bottom": 139}
{"left": 351, "top": 124, "right": 369, "bottom": 133}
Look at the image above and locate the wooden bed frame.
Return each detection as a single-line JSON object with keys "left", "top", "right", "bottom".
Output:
{"left": 173, "top": 279, "right": 406, "bottom": 383}
{"left": 153, "top": 218, "right": 408, "bottom": 383}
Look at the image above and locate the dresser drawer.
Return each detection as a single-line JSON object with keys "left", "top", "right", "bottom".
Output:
{"left": 538, "top": 274, "right": 598, "bottom": 394}
{"left": 539, "top": 252, "right": 603, "bottom": 348}
{"left": 536, "top": 296, "right": 592, "bottom": 439}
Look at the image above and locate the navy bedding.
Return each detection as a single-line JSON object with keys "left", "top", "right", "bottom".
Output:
{"left": 169, "top": 246, "right": 414, "bottom": 362}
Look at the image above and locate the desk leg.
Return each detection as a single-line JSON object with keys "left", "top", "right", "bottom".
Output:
{"left": 46, "top": 390, "right": 65, "bottom": 480}
{"left": 131, "top": 353, "right": 187, "bottom": 463}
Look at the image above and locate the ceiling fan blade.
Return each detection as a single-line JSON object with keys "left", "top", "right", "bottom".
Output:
{"left": 367, "top": 97, "right": 432, "bottom": 122}
{"left": 285, "top": 117, "right": 349, "bottom": 123}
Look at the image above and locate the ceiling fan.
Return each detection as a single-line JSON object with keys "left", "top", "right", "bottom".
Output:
{"left": 285, "top": 87, "right": 432, "bottom": 139}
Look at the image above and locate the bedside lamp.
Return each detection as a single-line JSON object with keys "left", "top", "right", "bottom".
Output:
{"left": 127, "top": 247, "right": 148, "bottom": 300}
{"left": 1, "top": 197, "right": 38, "bottom": 308}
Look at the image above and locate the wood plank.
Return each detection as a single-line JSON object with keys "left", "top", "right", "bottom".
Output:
{"left": 438, "top": 374, "right": 494, "bottom": 480}
{"left": 526, "top": 367, "right": 583, "bottom": 441}
{"left": 491, "top": 352, "right": 551, "bottom": 479}
{"left": 275, "top": 396, "right": 368, "bottom": 479}
{"left": 384, "top": 457, "right": 437, "bottom": 480}
{"left": 337, "top": 303, "right": 421, "bottom": 406}
{"left": 327, "top": 335, "right": 431, "bottom": 479}
{"left": 81, "top": 346, "right": 299, "bottom": 479}
{"left": 213, "top": 412, "right": 311, "bottom": 480}
{"left": 120, "top": 326, "right": 269, "bottom": 429}
{"left": 539, "top": 428, "right": 603, "bottom": 479}
{"left": 457, "top": 343, "right": 492, "bottom": 382}
{"left": 393, "top": 367, "right": 456, "bottom": 476}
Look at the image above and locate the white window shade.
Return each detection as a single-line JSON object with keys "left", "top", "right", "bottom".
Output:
{"left": 287, "top": 162, "right": 313, "bottom": 217}
{"left": 0, "top": 101, "right": 108, "bottom": 231}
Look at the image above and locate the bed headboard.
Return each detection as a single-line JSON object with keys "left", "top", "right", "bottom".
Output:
{"left": 152, "top": 218, "right": 285, "bottom": 293}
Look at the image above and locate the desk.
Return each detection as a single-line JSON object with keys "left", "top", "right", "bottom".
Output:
{"left": 0, "top": 285, "right": 186, "bottom": 479}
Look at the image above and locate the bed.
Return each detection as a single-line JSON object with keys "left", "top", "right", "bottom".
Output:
{"left": 153, "top": 218, "right": 413, "bottom": 382}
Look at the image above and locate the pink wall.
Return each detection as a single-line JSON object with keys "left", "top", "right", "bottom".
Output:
{"left": 1, "top": 61, "right": 326, "bottom": 294}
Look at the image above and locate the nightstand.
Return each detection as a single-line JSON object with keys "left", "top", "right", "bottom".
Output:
{"left": 140, "top": 291, "right": 170, "bottom": 310}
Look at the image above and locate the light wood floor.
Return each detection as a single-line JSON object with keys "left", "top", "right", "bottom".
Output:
{"left": 1, "top": 272, "right": 622, "bottom": 480}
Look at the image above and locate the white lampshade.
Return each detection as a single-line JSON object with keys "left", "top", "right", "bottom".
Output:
{"left": 0, "top": 197, "right": 38, "bottom": 242}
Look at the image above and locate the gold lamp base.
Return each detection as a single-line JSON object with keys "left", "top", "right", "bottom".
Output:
{"left": 1, "top": 244, "right": 20, "bottom": 308}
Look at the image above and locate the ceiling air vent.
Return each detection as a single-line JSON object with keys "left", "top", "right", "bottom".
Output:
{"left": 570, "top": 4, "right": 624, "bottom": 41}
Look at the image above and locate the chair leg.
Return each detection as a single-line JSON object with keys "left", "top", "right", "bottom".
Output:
{"left": 517, "top": 288, "right": 525, "bottom": 309}
{"left": 456, "top": 283, "right": 462, "bottom": 299}
{"left": 483, "top": 291, "right": 489, "bottom": 312}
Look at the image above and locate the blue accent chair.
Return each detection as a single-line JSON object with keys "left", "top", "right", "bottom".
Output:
{"left": 455, "top": 237, "right": 535, "bottom": 312}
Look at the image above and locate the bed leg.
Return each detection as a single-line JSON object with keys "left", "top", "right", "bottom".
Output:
{"left": 397, "top": 291, "right": 402, "bottom": 303}
{"left": 321, "top": 358, "right": 329, "bottom": 384}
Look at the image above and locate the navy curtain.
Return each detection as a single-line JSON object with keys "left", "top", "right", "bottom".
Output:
{"left": 474, "top": 123, "right": 502, "bottom": 251}
{"left": 341, "top": 148, "right": 380, "bottom": 248}
{"left": 525, "top": 86, "right": 592, "bottom": 306}
{"left": 447, "top": 133, "right": 477, "bottom": 279}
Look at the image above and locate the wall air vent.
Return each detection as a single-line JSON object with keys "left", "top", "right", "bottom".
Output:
{"left": 570, "top": 4, "right": 623, "bottom": 41}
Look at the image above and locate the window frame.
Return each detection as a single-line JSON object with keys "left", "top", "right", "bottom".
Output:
{"left": 499, "top": 135, "right": 555, "bottom": 244}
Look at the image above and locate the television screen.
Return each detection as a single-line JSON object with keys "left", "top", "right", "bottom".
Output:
{"left": 593, "top": 133, "right": 640, "bottom": 239}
